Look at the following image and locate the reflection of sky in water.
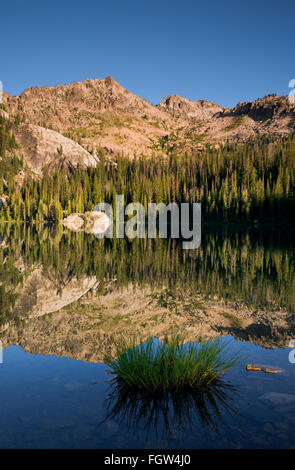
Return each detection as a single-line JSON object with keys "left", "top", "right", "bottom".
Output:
{"left": 0, "top": 336, "right": 295, "bottom": 449}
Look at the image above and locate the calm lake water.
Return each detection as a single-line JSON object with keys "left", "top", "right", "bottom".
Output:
{"left": 0, "top": 223, "right": 295, "bottom": 449}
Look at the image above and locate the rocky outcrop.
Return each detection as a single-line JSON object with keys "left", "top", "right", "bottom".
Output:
{"left": 60, "top": 213, "right": 85, "bottom": 231}
{"left": 230, "top": 95, "right": 295, "bottom": 121}
{"left": 13, "top": 123, "right": 99, "bottom": 174}
{"left": 158, "top": 94, "right": 222, "bottom": 121}
{"left": 61, "top": 211, "right": 111, "bottom": 234}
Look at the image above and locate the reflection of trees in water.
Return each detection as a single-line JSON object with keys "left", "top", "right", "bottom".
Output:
{"left": 1, "top": 223, "right": 295, "bottom": 314}
{"left": 0, "top": 234, "right": 22, "bottom": 325}
{"left": 102, "top": 378, "right": 238, "bottom": 445}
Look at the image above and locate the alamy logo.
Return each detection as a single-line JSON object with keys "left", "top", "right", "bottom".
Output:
{"left": 288, "top": 79, "right": 295, "bottom": 104}
{"left": 288, "top": 339, "right": 295, "bottom": 364}
{"left": 94, "top": 196, "right": 201, "bottom": 249}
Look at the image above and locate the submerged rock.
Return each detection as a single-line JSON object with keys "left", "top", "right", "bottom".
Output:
{"left": 246, "top": 364, "right": 282, "bottom": 374}
{"left": 64, "top": 381, "right": 84, "bottom": 392}
{"left": 260, "top": 392, "right": 295, "bottom": 405}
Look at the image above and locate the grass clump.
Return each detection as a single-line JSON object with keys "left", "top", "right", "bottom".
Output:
{"left": 104, "top": 335, "right": 239, "bottom": 392}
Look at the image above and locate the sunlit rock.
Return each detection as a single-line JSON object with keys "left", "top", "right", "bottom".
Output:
{"left": 61, "top": 211, "right": 110, "bottom": 235}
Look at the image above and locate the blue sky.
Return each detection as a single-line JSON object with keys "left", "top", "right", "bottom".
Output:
{"left": 0, "top": 0, "right": 294, "bottom": 107}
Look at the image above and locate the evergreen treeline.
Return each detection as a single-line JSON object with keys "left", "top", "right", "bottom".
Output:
{"left": 1, "top": 114, "right": 295, "bottom": 221}
{"left": 0, "top": 115, "right": 22, "bottom": 202}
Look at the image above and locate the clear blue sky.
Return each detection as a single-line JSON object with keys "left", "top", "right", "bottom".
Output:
{"left": 0, "top": 0, "right": 294, "bottom": 107}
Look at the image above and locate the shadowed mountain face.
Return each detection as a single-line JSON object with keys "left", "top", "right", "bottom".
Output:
{"left": 2, "top": 78, "right": 295, "bottom": 173}
{"left": 0, "top": 224, "right": 295, "bottom": 362}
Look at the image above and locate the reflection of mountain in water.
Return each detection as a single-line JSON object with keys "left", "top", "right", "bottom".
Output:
{"left": 10, "top": 266, "right": 97, "bottom": 321}
{"left": 0, "top": 223, "right": 295, "bottom": 359}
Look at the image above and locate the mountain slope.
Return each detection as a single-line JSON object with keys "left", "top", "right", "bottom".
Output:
{"left": 2, "top": 78, "right": 295, "bottom": 173}
{"left": 3, "top": 77, "right": 179, "bottom": 160}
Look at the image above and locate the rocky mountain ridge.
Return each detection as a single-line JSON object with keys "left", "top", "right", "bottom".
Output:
{"left": 2, "top": 77, "right": 295, "bottom": 173}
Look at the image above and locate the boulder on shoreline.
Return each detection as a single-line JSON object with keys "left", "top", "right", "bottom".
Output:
{"left": 84, "top": 211, "right": 111, "bottom": 234}
{"left": 61, "top": 211, "right": 110, "bottom": 235}
{"left": 61, "top": 213, "right": 85, "bottom": 231}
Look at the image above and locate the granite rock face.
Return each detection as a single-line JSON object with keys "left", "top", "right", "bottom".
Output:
{"left": 13, "top": 123, "right": 99, "bottom": 174}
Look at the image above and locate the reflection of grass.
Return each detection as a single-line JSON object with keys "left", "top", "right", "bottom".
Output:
{"left": 219, "top": 312, "right": 243, "bottom": 329}
{"left": 103, "top": 378, "right": 238, "bottom": 439}
{"left": 104, "top": 335, "right": 239, "bottom": 392}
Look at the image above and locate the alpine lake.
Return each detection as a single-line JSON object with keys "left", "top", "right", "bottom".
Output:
{"left": 0, "top": 222, "right": 295, "bottom": 449}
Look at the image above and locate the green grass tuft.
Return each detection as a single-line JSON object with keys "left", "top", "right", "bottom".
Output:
{"left": 104, "top": 335, "right": 240, "bottom": 392}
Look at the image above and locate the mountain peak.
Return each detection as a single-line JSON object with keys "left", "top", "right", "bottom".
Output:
{"left": 158, "top": 93, "right": 222, "bottom": 120}
{"left": 105, "top": 75, "right": 115, "bottom": 86}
